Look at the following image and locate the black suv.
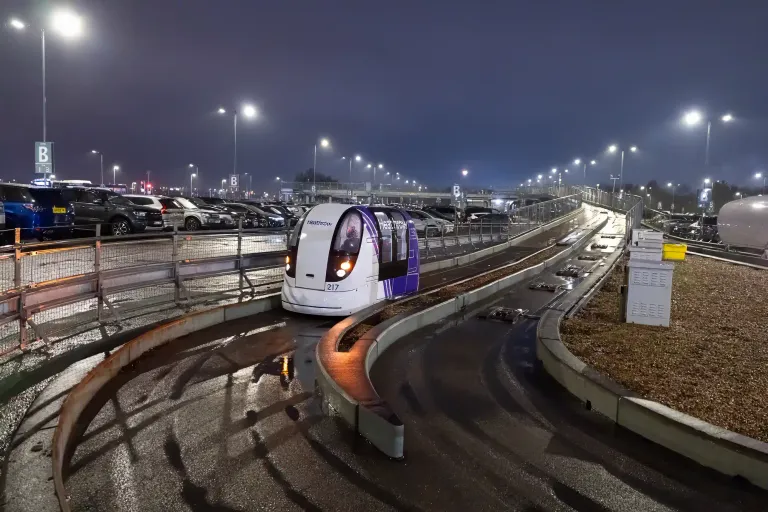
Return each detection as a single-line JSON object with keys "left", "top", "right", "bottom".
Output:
{"left": 60, "top": 188, "right": 161, "bottom": 235}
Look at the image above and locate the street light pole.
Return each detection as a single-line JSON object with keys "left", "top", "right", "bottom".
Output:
{"left": 705, "top": 120, "right": 712, "bottom": 167}
{"left": 190, "top": 173, "right": 196, "bottom": 196}
{"left": 41, "top": 29, "right": 46, "bottom": 141}
{"left": 112, "top": 165, "right": 119, "bottom": 186}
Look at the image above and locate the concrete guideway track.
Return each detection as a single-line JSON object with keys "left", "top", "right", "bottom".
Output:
{"left": 54, "top": 207, "right": 767, "bottom": 511}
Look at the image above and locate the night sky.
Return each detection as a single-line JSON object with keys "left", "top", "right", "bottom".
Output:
{"left": 2, "top": 1, "right": 767, "bottom": 193}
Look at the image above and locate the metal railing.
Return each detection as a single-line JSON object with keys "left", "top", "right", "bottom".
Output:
{"left": 0, "top": 194, "right": 582, "bottom": 358}
{"left": 579, "top": 186, "right": 643, "bottom": 239}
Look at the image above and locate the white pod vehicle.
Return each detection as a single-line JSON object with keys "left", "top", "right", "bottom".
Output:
{"left": 281, "top": 204, "right": 420, "bottom": 316}
{"left": 718, "top": 196, "right": 768, "bottom": 253}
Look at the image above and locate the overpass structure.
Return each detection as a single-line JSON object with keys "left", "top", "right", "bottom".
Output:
{"left": 280, "top": 180, "right": 562, "bottom": 205}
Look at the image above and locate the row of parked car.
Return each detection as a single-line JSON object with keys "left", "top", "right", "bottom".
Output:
{"left": 0, "top": 182, "right": 309, "bottom": 240}
{"left": 649, "top": 212, "right": 720, "bottom": 243}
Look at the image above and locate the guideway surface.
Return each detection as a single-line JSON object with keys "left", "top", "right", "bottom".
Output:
{"left": 59, "top": 207, "right": 764, "bottom": 511}
{"left": 58, "top": 211, "right": 589, "bottom": 511}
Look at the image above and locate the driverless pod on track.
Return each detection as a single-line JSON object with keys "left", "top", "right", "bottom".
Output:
{"left": 281, "top": 203, "right": 420, "bottom": 316}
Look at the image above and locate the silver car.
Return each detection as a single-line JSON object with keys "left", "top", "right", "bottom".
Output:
{"left": 406, "top": 209, "right": 454, "bottom": 236}
{"left": 125, "top": 195, "right": 184, "bottom": 230}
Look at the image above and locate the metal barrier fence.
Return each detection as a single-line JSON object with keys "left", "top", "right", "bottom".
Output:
{"left": 579, "top": 186, "right": 643, "bottom": 238}
{"left": 0, "top": 194, "right": 581, "bottom": 358}
{"left": 418, "top": 194, "right": 582, "bottom": 257}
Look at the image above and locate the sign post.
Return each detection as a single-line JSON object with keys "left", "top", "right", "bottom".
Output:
{"left": 35, "top": 142, "right": 54, "bottom": 175}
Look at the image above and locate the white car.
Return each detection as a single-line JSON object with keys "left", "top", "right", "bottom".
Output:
{"left": 124, "top": 195, "right": 184, "bottom": 230}
{"left": 172, "top": 197, "right": 234, "bottom": 231}
{"left": 406, "top": 209, "right": 454, "bottom": 236}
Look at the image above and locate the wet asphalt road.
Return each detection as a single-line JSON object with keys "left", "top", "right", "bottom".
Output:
{"left": 61, "top": 207, "right": 767, "bottom": 511}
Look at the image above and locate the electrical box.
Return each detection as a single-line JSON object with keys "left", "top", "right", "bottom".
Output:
{"left": 631, "top": 229, "right": 663, "bottom": 246}
{"left": 626, "top": 260, "right": 674, "bottom": 327}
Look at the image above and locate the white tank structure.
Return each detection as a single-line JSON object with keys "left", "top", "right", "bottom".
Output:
{"left": 717, "top": 196, "right": 768, "bottom": 255}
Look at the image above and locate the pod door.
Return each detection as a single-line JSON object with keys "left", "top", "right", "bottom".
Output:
{"left": 371, "top": 209, "right": 414, "bottom": 297}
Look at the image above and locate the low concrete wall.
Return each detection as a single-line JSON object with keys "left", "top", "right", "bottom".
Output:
{"left": 315, "top": 210, "right": 608, "bottom": 458}
{"left": 536, "top": 225, "right": 768, "bottom": 491}
{"left": 51, "top": 293, "right": 281, "bottom": 512}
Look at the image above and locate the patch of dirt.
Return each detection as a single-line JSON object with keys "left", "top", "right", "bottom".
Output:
{"left": 562, "top": 256, "right": 768, "bottom": 443}
{"left": 338, "top": 245, "right": 561, "bottom": 351}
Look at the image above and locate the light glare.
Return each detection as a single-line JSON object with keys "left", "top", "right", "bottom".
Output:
{"left": 51, "top": 9, "right": 83, "bottom": 38}
{"left": 217, "top": 107, "right": 226, "bottom": 114}
{"left": 721, "top": 113, "right": 734, "bottom": 123}
{"left": 608, "top": 145, "right": 618, "bottom": 153}
{"left": 573, "top": 159, "right": 580, "bottom": 165}
{"left": 9, "top": 18, "right": 25, "bottom": 30}
{"left": 630, "top": 146, "right": 638, "bottom": 152}
{"left": 683, "top": 110, "right": 703, "bottom": 126}
{"left": 242, "top": 104, "right": 257, "bottom": 118}
{"left": 319, "top": 138, "right": 330, "bottom": 148}
{"left": 590, "top": 160, "right": 597, "bottom": 165}
{"left": 461, "top": 169, "right": 469, "bottom": 176}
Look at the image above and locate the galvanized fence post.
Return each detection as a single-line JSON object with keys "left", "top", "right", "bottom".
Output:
{"left": 95, "top": 224, "right": 103, "bottom": 322}
{"left": 14, "top": 228, "right": 25, "bottom": 350}
{"left": 479, "top": 218, "right": 484, "bottom": 244}
{"left": 237, "top": 219, "right": 244, "bottom": 294}
{"left": 440, "top": 223, "right": 446, "bottom": 253}
{"left": 172, "top": 225, "right": 181, "bottom": 303}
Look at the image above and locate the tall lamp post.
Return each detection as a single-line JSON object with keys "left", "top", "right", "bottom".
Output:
{"left": 112, "top": 165, "right": 119, "bottom": 186}
{"left": 8, "top": 10, "right": 84, "bottom": 144}
{"left": 275, "top": 177, "right": 281, "bottom": 200}
{"left": 607, "top": 144, "right": 637, "bottom": 194}
{"left": 312, "top": 138, "right": 331, "bottom": 201}
{"left": 682, "top": 110, "right": 734, "bottom": 168}
{"left": 667, "top": 182, "right": 679, "bottom": 212}
{"left": 217, "top": 104, "right": 257, "bottom": 189}
{"left": 188, "top": 163, "right": 198, "bottom": 193}
{"left": 190, "top": 173, "right": 196, "bottom": 196}
{"left": 90, "top": 150, "right": 104, "bottom": 185}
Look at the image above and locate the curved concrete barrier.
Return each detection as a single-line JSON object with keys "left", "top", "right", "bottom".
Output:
{"left": 51, "top": 293, "right": 281, "bottom": 512}
{"left": 316, "top": 213, "right": 609, "bottom": 458}
{"left": 536, "top": 240, "right": 768, "bottom": 491}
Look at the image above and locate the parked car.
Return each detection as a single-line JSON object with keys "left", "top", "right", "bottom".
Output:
{"left": 27, "top": 187, "right": 76, "bottom": 240}
{"left": 171, "top": 197, "right": 233, "bottom": 231}
{"left": 405, "top": 209, "right": 454, "bottom": 236}
{"left": 196, "top": 196, "right": 226, "bottom": 206}
{"left": 0, "top": 184, "right": 76, "bottom": 240}
{"left": 244, "top": 202, "right": 295, "bottom": 227}
{"left": 467, "top": 212, "right": 510, "bottom": 233}
{"left": 183, "top": 197, "right": 239, "bottom": 228}
{"left": 423, "top": 205, "right": 458, "bottom": 222}
{"left": 124, "top": 195, "right": 184, "bottom": 230}
{"left": 59, "top": 187, "right": 158, "bottom": 235}
{"left": 220, "top": 203, "right": 262, "bottom": 228}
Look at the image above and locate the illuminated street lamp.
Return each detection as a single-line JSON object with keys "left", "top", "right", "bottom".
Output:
{"left": 312, "top": 137, "right": 331, "bottom": 197}
{"left": 8, "top": 9, "right": 85, "bottom": 144}
{"left": 90, "top": 149, "right": 104, "bottom": 185}
{"left": 461, "top": 169, "right": 469, "bottom": 177}
{"left": 681, "top": 109, "right": 733, "bottom": 167}
{"left": 112, "top": 165, "right": 120, "bottom": 186}
{"left": 606, "top": 144, "right": 638, "bottom": 193}
{"left": 217, "top": 103, "right": 258, "bottom": 180}
{"left": 190, "top": 173, "right": 196, "bottom": 196}
{"left": 756, "top": 172, "right": 765, "bottom": 195}
{"left": 275, "top": 177, "right": 282, "bottom": 199}
{"left": 667, "top": 182, "right": 680, "bottom": 212}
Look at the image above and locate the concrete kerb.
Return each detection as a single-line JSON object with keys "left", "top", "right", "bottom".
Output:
{"left": 315, "top": 208, "right": 608, "bottom": 459}
{"left": 51, "top": 293, "right": 281, "bottom": 512}
{"left": 536, "top": 224, "right": 768, "bottom": 491}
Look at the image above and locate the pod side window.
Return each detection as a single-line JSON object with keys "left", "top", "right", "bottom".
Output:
{"left": 372, "top": 208, "right": 409, "bottom": 281}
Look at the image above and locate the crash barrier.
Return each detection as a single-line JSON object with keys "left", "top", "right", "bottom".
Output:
{"left": 51, "top": 293, "right": 282, "bottom": 512}
{"left": 316, "top": 209, "right": 608, "bottom": 458}
{"left": 0, "top": 195, "right": 581, "bottom": 358}
{"left": 536, "top": 243, "right": 768, "bottom": 491}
